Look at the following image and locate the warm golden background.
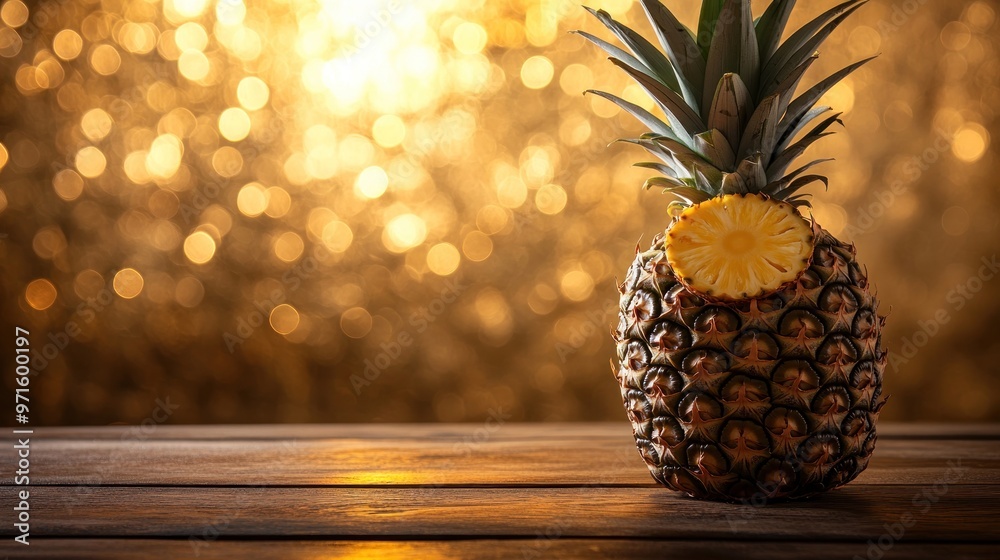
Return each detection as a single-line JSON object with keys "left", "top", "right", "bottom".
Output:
{"left": 1, "top": 0, "right": 998, "bottom": 425}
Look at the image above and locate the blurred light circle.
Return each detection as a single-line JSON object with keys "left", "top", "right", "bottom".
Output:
{"left": 372, "top": 114, "right": 406, "bottom": 148}
{"left": 53, "top": 169, "right": 84, "bottom": 201}
{"left": 1, "top": 0, "right": 28, "bottom": 27}
{"left": 75, "top": 146, "right": 107, "bottom": 178}
{"left": 321, "top": 221, "right": 354, "bottom": 253}
{"left": 237, "top": 76, "right": 270, "bottom": 110}
{"left": 941, "top": 206, "right": 971, "bottom": 236}
{"left": 560, "top": 270, "right": 594, "bottom": 302}
{"left": 427, "top": 243, "right": 461, "bottom": 276}
{"left": 340, "top": 307, "right": 372, "bottom": 339}
{"left": 355, "top": 166, "right": 389, "bottom": 199}
{"left": 273, "top": 231, "right": 304, "bottom": 262}
{"left": 25, "top": 279, "right": 57, "bottom": 311}
{"left": 520, "top": 55, "right": 554, "bottom": 89}
{"left": 53, "top": 30, "right": 83, "bottom": 60}
{"left": 237, "top": 182, "right": 269, "bottom": 217}
{"left": 113, "top": 268, "right": 144, "bottom": 299}
{"left": 269, "top": 304, "right": 300, "bottom": 335}
{"left": 90, "top": 44, "right": 122, "bottom": 75}
{"left": 218, "top": 107, "right": 251, "bottom": 141}
{"left": 952, "top": 124, "right": 989, "bottom": 163}
{"left": 384, "top": 214, "right": 427, "bottom": 252}
{"left": 462, "top": 231, "right": 493, "bottom": 262}
{"left": 453, "top": 22, "right": 488, "bottom": 54}
{"left": 184, "top": 231, "right": 217, "bottom": 264}
{"left": 535, "top": 184, "right": 567, "bottom": 215}
{"left": 175, "top": 276, "right": 205, "bottom": 308}
{"left": 81, "top": 109, "right": 114, "bottom": 141}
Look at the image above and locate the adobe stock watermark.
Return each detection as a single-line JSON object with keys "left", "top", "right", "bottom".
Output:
{"left": 853, "top": 459, "right": 968, "bottom": 560}
{"left": 877, "top": 0, "right": 932, "bottom": 38}
{"left": 64, "top": 397, "right": 180, "bottom": 514}
{"left": 28, "top": 277, "right": 120, "bottom": 377}
{"left": 891, "top": 254, "right": 998, "bottom": 373}
{"left": 189, "top": 439, "right": 300, "bottom": 556}
{"left": 843, "top": 126, "right": 957, "bottom": 239}
{"left": 520, "top": 448, "right": 635, "bottom": 559}
{"left": 555, "top": 297, "right": 617, "bottom": 363}
{"left": 350, "top": 278, "right": 466, "bottom": 395}
{"left": 222, "top": 243, "right": 333, "bottom": 352}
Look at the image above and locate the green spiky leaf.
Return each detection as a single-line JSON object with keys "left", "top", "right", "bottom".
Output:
{"left": 781, "top": 55, "right": 877, "bottom": 138}
{"left": 640, "top": 0, "right": 706, "bottom": 109}
{"left": 585, "top": 7, "right": 682, "bottom": 92}
{"left": 755, "top": 0, "right": 797, "bottom": 65}
{"left": 585, "top": 89, "right": 679, "bottom": 140}
{"left": 760, "top": 0, "right": 866, "bottom": 94}
{"left": 703, "top": 0, "right": 759, "bottom": 115}
{"left": 738, "top": 93, "right": 780, "bottom": 164}
{"left": 707, "top": 73, "right": 752, "bottom": 154}
{"left": 693, "top": 129, "right": 736, "bottom": 170}
{"left": 609, "top": 58, "right": 704, "bottom": 138}
{"left": 697, "top": 0, "right": 726, "bottom": 59}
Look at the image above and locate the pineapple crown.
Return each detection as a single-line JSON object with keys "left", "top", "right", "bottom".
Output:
{"left": 577, "top": 0, "right": 875, "bottom": 208}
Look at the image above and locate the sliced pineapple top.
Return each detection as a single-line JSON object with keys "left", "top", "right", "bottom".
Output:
{"left": 666, "top": 193, "right": 813, "bottom": 300}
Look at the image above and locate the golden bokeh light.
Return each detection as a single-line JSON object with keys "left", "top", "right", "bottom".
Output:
{"left": 81, "top": 109, "right": 114, "bottom": 142}
{"left": 75, "top": 146, "right": 107, "bottom": 178}
{"left": 237, "top": 182, "right": 269, "bottom": 217}
{"left": 340, "top": 306, "right": 372, "bottom": 339}
{"left": 273, "top": 231, "right": 305, "bottom": 262}
{"left": 0, "top": 0, "right": 28, "bottom": 28}
{"left": 175, "top": 276, "right": 205, "bottom": 308}
{"left": 427, "top": 243, "right": 461, "bottom": 276}
{"left": 453, "top": 22, "right": 488, "bottom": 54}
{"left": 237, "top": 76, "right": 270, "bottom": 110}
{"left": 25, "top": 279, "right": 57, "bottom": 311}
{"left": 953, "top": 124, "right": 990, "bottom": 163}
{"left": 90, "top": 44, "right": 122, "bottom": 75}
{"left": 384, "top": 214, "right": 428, "bottom": 253}
{"left": 183, "top": 231, "right": 217, "bottom": 264}
{"left": 269, "top": 304, "right": 301, "bottom": 335}
{"left": 355, "top": 166, "right": 389, "bottom": 199}
{"left": 521, "top": 55, "right": 555, "bottom": 89}
{"left": 1, "top": 0, "right": 998, "bottom": 426}
{"left": 371, "top": 114, "right": 406, "bottom": 148}
{"left": 560, "top": 270, "right": 595, "bottom": 302}
{"left": 321, "top": 220, "right": 354, "bottom": 253}
{"left": 462, "top": 231, "right": 493, "bottom": 262}
{"left": 218, "top": 107, "right": 252, "bottom": 141}
{"left": 53, "top": 29, "right": 83, "bottom": 60}
{"left": 113, "top": 268, "right": 144, "bottom": 299}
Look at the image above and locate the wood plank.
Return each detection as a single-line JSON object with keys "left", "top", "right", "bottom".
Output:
{"left": 8, "top": 422, "right": 999, "bottom": 442}
{"left": 3, "top": 485, "right": 997, "bottom": 540}
{"left": 3, "top": 539, "right": 999, "bottom": 560}
{"left": 6, "top": 438, "right": 995, "bottom": 487}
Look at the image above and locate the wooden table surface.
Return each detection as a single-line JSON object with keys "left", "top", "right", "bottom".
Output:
{"left": 1, "top": 422, "right": 998, "bottom": 559}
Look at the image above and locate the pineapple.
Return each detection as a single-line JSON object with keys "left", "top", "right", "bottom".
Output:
{"left": 581, "top": 0, "right": 889, "bottom": 501}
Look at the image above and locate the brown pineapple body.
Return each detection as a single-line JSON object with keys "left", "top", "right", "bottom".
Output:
{"left": 614, "top": 227, "right": 888, "bottom": 502}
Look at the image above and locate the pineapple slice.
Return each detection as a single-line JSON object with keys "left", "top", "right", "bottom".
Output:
{"left": 666, "top": 194, "right": 814, "bottom": 300}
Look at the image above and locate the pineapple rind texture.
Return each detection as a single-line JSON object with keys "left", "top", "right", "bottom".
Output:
{"left": 614, "top": 227, "right": 888, "bottom": 502}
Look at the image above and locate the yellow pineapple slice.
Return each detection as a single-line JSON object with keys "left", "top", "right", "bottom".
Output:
{"left": 666, "top": 194, "right": 814, "bottom": 300}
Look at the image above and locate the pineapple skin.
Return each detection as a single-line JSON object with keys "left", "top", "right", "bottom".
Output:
{"left": 614, "top": 226, "right": 888, "bottom": 502}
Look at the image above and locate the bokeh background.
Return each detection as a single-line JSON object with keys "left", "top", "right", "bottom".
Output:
{"left": 1, "top": 0, "right": 998, "bottom": 425}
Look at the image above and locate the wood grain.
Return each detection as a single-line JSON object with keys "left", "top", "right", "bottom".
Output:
{"left": 9, "top": 422, "right": 999, "bottom": 441}
{"left": 2, "top": 423, "right": 996, "bottom": 558}
{"left": 6, "top": 436, "right": 996, "bottom": 487}
{"left": 3, "top": 539, "right": 998, "bottom": 560}
{"left": 3, "top": 485, "right": 998, "bottom": 540}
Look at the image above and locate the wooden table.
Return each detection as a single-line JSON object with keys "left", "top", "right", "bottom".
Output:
{"left": 2, "top": 423, "right": 998, "bottom": 558}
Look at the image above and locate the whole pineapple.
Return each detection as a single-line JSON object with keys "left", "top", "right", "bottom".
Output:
{"left": 581, "top": 0, "right": 889, "bottom": 501}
